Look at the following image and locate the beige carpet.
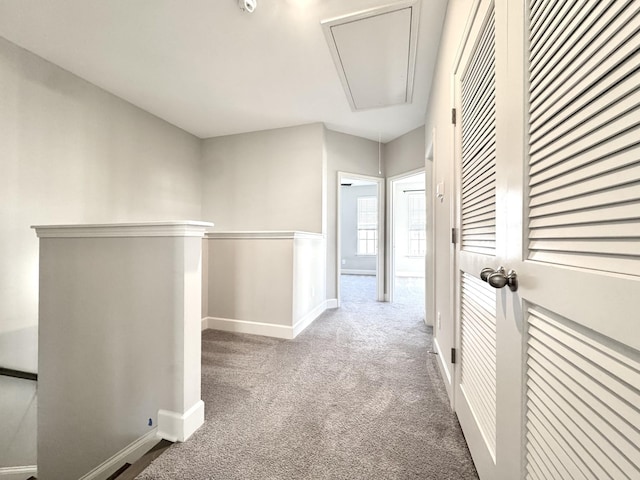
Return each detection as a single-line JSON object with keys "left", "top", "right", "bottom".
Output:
{"left": 137, "top": 275, "right": 478, "bottom": 479}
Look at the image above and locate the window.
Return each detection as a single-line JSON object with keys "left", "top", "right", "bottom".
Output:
{"left": 408, "top": 192, "right": 426, "bottom": 256}
{"left": 357, "top": 196, "right": 378, "bottom": 255}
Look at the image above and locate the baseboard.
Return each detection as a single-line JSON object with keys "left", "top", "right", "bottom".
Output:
{"left": 292, "top": 300, "right": 328, "bottom": 338}
{"left": 77, "top": 428, "right": 158, "bottom": 480}
{"left": 433, "top": 337, "right": 452, "bottom": 387}
{"left": 204, "top": 299, "right": 334, "bottom": 340}
{"left": 204, "top": 316, "right": 295, "bottom": 339}
{"left": 0, "top": 466, "right": 37, "bottom": 480}
{"left": 157, "top": 400, "right": 204, "bottom": 443}
{"left": 341, "top": 269, "right": 376, "bottom": 276}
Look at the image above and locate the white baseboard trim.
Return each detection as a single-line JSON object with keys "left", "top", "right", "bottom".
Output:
{"left": 433, "top": 337, "right": 452, "bottom": 387}
{"left": 325, "top": 298, "right": 338, "bottom": 309}
{"left": 204, "top": 316, "right": 294, "bottom": 339}
{"left": 0, "top": 466, "right": 37, "bottom": 480}
{"left": 158, "top": 400, "right": 204, "bottom": 443}
{"left": 203, "top": 299, "right": 335, "bottom": 340}
{"left": 292, "top": 301, "right": 328, "bottom": 338}
{"left": 341, "top": 269, "right": 376, "bottom": 276}
{"left": 78, "top": 428, "right": 158, "bottom": 480}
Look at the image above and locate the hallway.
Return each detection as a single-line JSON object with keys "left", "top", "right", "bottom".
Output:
{"left": 138, "top": 276, "right": 477, "bottom": 479}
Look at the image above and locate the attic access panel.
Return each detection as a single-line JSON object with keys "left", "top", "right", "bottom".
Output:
{"left": 321, "top": 1, "right": 420, "bottom": 111}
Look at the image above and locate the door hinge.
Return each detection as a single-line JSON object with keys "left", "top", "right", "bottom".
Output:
{"left": 451, "top": 108, "right": 457, "bottom": 125}
{"left": 451, "top": 227, "right": 458, "bottom": 244}
{"left": 451, "top": 348, "right": 457, "bottom": 364}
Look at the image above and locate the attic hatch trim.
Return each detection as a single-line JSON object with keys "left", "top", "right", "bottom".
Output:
{"left": 321, "top": 0, "right": 421, "bottom": 112}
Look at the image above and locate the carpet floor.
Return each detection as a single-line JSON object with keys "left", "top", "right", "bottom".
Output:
{"left": 137, "top": 276, "right": 478, "bottom": 479}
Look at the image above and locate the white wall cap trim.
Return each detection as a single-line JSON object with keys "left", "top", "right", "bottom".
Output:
{"left": 32, "top": 221, "right": 214, "bottom": 238}
{"left": 205, "top": 231, "right": 324, "bottom": 240}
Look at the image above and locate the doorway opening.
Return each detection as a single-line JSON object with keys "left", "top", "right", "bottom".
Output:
{"left": 388, "top": 170, "right": 426, "bottom": 313}
{"left": 337, "top": 172, "right": 384, "bottom": 306}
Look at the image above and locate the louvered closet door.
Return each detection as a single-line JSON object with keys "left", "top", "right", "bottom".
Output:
{"left": 519, "top": 0, "right": 640, "bottom": 479}
{"left": 455, "top": 1, "right": 640, "bottom": 479}
{"left": 453, "top": 1, "right": 499, "bottom": 479}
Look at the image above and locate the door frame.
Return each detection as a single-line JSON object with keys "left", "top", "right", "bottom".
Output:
{"left": 386, "top": 168, "right": 426, "bottom": 305}
{"left": 336, "top": 171, "right": 385, "bottom": 306}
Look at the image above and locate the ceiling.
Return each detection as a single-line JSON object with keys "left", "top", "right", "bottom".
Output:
{"left": 0, "top": 0, "right": 448, "bottom": 142}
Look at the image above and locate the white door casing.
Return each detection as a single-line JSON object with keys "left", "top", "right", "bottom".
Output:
{"left": 336, "top": 171, "right": 385, "bottom": 305}
{"left": 454, "top": 0, "right": 640, "bottom": 479}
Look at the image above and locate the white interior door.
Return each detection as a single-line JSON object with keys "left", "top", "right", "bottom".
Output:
{"left": 455, "top": 1, "right": 640, "bottom": 479}
{"left": 453, "top": 2, "right": 500, "bottom": 478}
{"left": 513, "top": 0, "right": 640, "bottom": 478}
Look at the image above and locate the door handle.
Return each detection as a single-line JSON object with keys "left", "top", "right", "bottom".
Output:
{"left": 480, "top": 266, "right": 518, "bottom": 292}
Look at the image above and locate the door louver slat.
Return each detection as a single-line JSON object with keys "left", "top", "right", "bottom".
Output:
{"left": 527, "top": 0, "right": 640, "bottom": 277}
{"left": 530, "top": 0, "right": 575, "bottom": 59}
{"left": 460, "top": 273, "right": 497, "bottom": 459}
{"left": 529, "top": 0, "right": 621, "bottom": 95}
{"left": 525, "top": 307, "right": 640, "bottom": 480}
{"left": 530, "top": 2, "right": 639, "bottom": 118}
{"left": 529, "top": 0, "right": 589, "bottom": 75}
{"left": 462, "top": 9, "right": 496, "bottom": 256}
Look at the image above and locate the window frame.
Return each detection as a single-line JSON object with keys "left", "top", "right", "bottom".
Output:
{"left": 356, "top": 195, "right": 378, "bottom": 256}
{"left": 407, "top": 191, "right": 426, "bottom": 257}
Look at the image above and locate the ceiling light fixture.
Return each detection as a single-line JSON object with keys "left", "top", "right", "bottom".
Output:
{"left": 238, "top": 0, "right": 257, "bottom": 13}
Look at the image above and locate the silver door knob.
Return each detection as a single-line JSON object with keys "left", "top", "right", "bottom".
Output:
{"left": 480, "top": 266, "right": 518, "bottom": 292}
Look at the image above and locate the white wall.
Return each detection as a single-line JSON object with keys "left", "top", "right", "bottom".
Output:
{"left": 36, "top": 227, "right": 206, "bottom": 480}
{"left": 206, "top": 236, "right": 294, "bottom": 327}
{"left": 204, "top": 232, "right": 326, "bottom": 339}
{"left": 292, "top": 235, "right": 327, "bottom": 330}
{"left": 424, "top": 0, "right": 477, "bottom": 398}
{"left": 200, "top": 124, "right": 325, "bottom": 233}
{"left": 384, "top": 126, "right": 426, "bottom": 178}
{"left": 0, "top": 37, "right": 202, "bottom": 373}
{"left": 325, "top": 129, "right": 383, "bottom": 299}
{"left": 340, "top": 184, "right": 377, "bottom": 274}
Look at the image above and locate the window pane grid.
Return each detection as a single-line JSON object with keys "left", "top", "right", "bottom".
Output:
{"left": 408, "top": 192, "right": 426, "bottom": 256}
{"left": 357, "top": 196, "right": 378, "bottom": 255}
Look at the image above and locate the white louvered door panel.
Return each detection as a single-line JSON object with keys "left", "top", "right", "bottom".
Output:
{"left": 452, "top": 0, "right": 640, "bottom": 478}
{"left": 460, "top": 273, "right": 497, "bottom": 457}
{"left": 527, "top": 0, "right": 640, "bottom": 276}
{"left": 461, "top": 7, "right": 496, "bottom": 256}
{"left": 525, "top": 307, "right": 640, "bottom": 480}
{"left": 453, "top": 2, "right": 501, "bottom": 478}
{"left": 516, "top": 1, "right": 640, "bottom": 479}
